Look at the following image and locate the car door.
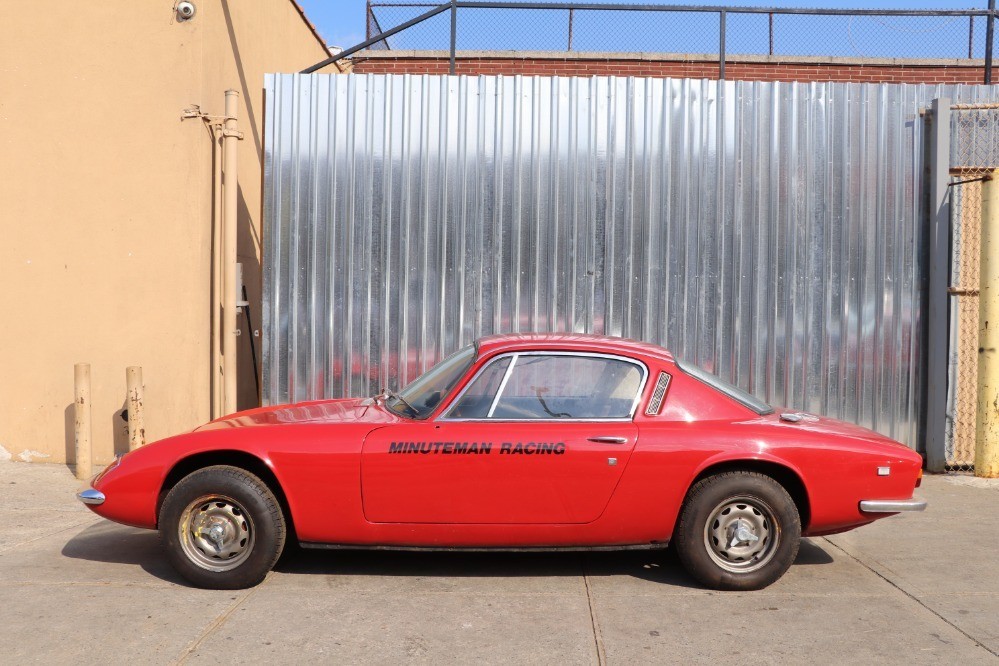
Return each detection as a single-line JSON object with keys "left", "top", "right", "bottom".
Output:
{"left": 360, "top": 352, "right": 647, "bottom": 524}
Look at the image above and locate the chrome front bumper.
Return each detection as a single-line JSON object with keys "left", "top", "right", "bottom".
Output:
{"left": 77, "top": 488, "right": 106, "bottom": 506}
{"left": 859, "top": 498, "right": 927, "bottom": 513}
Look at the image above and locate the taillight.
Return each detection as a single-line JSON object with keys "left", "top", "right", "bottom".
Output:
{"left": 915, "top": 468, "right": 923, "bottom": 488}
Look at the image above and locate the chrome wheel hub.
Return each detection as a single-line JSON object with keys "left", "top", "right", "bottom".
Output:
{"left": 704, "top": 496, "right": 779, "bottom": 574}
{"left": 728, "top": 520, "right": 760, "bottom": 549}
{"left": 178, "top": 495, "right": 254, "bottom": 572}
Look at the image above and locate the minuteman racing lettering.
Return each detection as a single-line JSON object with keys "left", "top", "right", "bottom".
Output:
{"left": 388, "top": 442, "right": 566, "bottom": 455}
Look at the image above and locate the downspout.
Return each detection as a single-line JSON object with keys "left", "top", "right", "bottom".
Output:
{"left": 181, "top": 96, "right": 242, "bottom": 419}
{"left": 222, "top": 89, "right": 240, "bottom": 416}
{"left": 211, "top": 122, "right": 223, "bottom": 418}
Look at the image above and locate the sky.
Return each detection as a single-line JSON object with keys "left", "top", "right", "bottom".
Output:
{"left": 298, "top": 0, "right": 999, "bottom": 59}
{"left": 300, "top": 0, "right": 366, "bottom": 49}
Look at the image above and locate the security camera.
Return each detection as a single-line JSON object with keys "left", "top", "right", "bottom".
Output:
{"left": 177, "top": 2, "right": 196, "bottom": 20}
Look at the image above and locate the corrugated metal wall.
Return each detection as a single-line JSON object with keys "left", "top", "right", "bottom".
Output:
{"left": 262, "top": 73, "right": 996, "bottom": 450}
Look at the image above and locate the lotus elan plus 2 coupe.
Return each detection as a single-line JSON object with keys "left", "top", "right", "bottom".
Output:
{"left": 78, "top": 334, "right": 925, "bottom": 590}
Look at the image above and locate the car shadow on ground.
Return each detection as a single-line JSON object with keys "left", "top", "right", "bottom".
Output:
{"left": 795, "top": 538, "right": 835, "bottom": 565}
{"left": 60, "top": 521, "right": 187, "bottom": 585}
{"left": 61, "top": 522, "right": 832, "bottom": 589}
{"left": 274, "top": 546, "right": 701, "bottom": 587}
{"left": 274, "top": 538, "right": 832, "bottom": 588}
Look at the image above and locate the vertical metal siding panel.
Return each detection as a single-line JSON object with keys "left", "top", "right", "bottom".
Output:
{"left": 289, "top": 75, "right": 308, "bottom": 403}
{"left": 262, "top": 73, "right": 998, "bottom": 450}
{"left": 262, "top": 74, "right": 277, "bottom": 403}
{"left": 718, "top": 80, "right": 738, "bottom": 389}
{"left": 823, "top": 83, "right": 842, "bottom": 423}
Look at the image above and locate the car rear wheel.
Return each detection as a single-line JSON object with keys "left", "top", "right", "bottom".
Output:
{"left": 674, "top": 471, "right": 800, "bottom": 591}
{"left": 159, "top": 465, "right": 285, "bottom": 589}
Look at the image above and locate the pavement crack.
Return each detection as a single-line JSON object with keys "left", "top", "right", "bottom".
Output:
{"left": 0, "top": 580, "right": 175, "bottom": 590}
{"left": 0, "top": 517, "right": 99, "bottom": 554}
{"left": 822, "top": 537, "right": 998, "bottom": 659}
{"left": 1, "top": 507, "right": 93, "bottom": 513}
{"left": 173, "top": 579, "right": 266, "bottom": 664}
{"left": 581, "top": 554, "right": 606, "bottom": 666}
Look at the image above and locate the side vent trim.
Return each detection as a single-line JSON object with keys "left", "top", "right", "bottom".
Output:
{"left": 645, "top": 372, "right": 672, "bottom": 416}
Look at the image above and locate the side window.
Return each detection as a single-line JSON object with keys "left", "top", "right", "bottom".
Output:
{"left": 446, "top": 356, "right": 512, "bottom": 418}
{"left": 489, "top": 355, "right": 643, "bottom": 419}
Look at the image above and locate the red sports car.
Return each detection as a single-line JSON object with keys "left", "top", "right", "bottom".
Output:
{"left": 78, "top": 334, "right": 925, "bottom": 591}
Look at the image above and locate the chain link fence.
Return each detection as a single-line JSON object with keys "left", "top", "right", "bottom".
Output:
{"left": 947, "top": 106, "right": 999, "bottom": 472}
{"left": 358, "top": 2, "right": 995, "bottom": 75}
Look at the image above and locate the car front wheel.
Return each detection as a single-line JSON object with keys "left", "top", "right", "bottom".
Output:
{"left": 159, "top": 465, "right": 286, "bottom": 589}
{"left": 674, "top": 471, "right": 800, "bottom": 591}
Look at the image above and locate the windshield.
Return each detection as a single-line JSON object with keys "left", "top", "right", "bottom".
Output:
{"left": 675, "top": 360, "right": 774, "bottom": 415}
{"left": 385, "top": 345, "right": 477, "bottom": 419}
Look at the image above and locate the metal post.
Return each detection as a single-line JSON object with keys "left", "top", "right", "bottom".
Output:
{"left": 769, "top": 12, "right": 774, "bottom": 56}
{"left": 970, "top": 15, "right": 975, "bottom": 60}
{"left": 976, "top": 171, "right": 999, "bottom": 478}
{"left": 568, "top": 8, "right": 575, "bottom": 51}
{"left": 926, "top": 98, "right": 952, "bottom": 472}
{"left": 986, "top": 0, "right": 995, "bottom": 84}
{"left": 719, "top": 10, "right": 726, "bottom": 80}
{"left": 223, "top": 90, "right": 240, "bottom": 416}
{"left": 74, "top": 364, "right": 92, "bottom": 480}
{"left": 126, "top": 366, "right": 145, "bottom": 451}
{"left": 449, "top": 0, "right": 457, "bottom": 75}
{"left": 366, "top": 0, "right": 373, "bottom": 40}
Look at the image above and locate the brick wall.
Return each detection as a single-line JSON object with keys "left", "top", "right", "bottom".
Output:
{"left": 352, "top": 51, "right": 986, "bottom": 85}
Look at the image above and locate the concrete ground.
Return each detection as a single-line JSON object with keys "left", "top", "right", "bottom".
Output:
{"left": 0, "top": 461, "right": 996, "bottom": 665}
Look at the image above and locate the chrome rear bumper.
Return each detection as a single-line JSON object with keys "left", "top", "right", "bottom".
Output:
{"left": 77, "top": 488, "right": 106, "bottom": 506}
{"left": 859, "top": 498, "right": 927, "bottom": 513}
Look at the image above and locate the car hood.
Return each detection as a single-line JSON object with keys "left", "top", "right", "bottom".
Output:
{"left": 196, "top": 397, "right": 402, "bottom": 430}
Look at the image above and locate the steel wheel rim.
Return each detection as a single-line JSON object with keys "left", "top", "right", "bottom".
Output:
{"left": 703, "top": 494, "right": 780, "bottom": 574}
{"left": 178, "top": 494, "right": 255, "bottom": 572}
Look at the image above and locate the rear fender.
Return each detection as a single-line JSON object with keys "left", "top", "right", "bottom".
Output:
{"left": 682, "top": 452, "right": 812, "bottom": 531}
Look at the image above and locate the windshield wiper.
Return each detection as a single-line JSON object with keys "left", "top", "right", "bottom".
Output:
{"left": 379, "top": 387, "right": 418, "bottom": 417}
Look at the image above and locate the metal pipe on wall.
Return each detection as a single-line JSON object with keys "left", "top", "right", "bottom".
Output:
{"left": 223, "top": 89, "right": 240, "bottom": 416}
{"left": 211, "top": 124, "right": 224, "bottom": 419}
{"left": 126, "top": 366, "right": 145, "bottom": 451}
{"left": 74, "top": 363, "right": 92, "bottom": 480}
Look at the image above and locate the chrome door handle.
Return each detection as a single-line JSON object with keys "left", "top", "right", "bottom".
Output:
{"left": 587, "top": 436, "right": 628, "bottom": 444}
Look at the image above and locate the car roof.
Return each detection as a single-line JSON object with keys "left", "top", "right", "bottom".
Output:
{"left": 475, "top": 333, "right": 675, "bottom": 364}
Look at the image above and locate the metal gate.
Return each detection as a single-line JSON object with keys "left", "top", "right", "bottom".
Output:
{"left": 263, "top": 73, "right": 998, "bottom": 451}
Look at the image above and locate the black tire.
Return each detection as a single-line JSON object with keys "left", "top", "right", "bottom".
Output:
{"left": 159, "top": 465, "right": 286, "bottom": 589}
{"left": 674, "top": 471, "right": 800, "bottom": 591}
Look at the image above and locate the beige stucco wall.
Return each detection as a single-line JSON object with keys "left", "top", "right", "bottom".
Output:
{"left": 0, "top": 1, "right": 332, "bottom": 465}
